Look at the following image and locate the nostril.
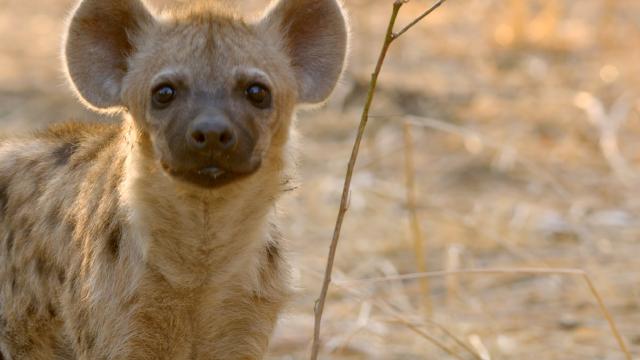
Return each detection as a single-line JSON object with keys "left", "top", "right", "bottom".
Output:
{"left": 219, "top": 131, "right": 234, "bottom": 147}
{"left": 191, "top": 130, "right": 206, "bottom": 144}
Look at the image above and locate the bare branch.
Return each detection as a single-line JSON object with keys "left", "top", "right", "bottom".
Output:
{"left": 309, "top": 2, "right": 405, "bottom": 358}
{"left": 394, "top": 0, "right": 448, "bottom": 40}
{"left": 310, "top": 1, "right": 450, "bottom": 358}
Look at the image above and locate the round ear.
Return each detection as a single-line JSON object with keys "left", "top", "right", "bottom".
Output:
{"left": 260, "top": 0, "right": 349, "bottom": 105}
{"left": 64, "top": 0, "right": 154, "bottom": 111}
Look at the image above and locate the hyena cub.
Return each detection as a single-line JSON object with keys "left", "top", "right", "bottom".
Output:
{"left": 0, "top": 0, "right": 347, "bottom": 358}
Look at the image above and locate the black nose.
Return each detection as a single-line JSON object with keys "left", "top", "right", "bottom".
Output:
{"left": 187, "top": 117, "right": 237, "bottom": 152}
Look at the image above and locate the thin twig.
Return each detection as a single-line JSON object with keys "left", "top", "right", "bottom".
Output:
{"left": 310, "top": 1, "right": 449, "bottom": 358}
{"left": 393, "top": 0, "right": 448, "bottom": 39}
{"left": 310, "top": 2, "right": 405, "bottom": 358}
{"left": 338, "top": 267, "right": 632, "bottom": 360}
{"left": 403, "top": 122, "right": 432, "bottom": 315}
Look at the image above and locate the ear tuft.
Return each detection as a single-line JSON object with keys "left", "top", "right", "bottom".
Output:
{"left": 65, "top": 0, "right": 154, "bottom": 111}
{"left": 262, "top": 0, "right": 348, "bottom": 105}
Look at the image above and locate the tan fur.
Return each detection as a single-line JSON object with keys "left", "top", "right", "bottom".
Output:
{"left": 0, "top": 0, "right": 348, "bottom": 359}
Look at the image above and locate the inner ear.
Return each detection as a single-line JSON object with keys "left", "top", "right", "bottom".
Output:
{"left": 261, "top": 0, "right": 348, "bottom": 105}
{"left": 65, "top": 0, "right": 154, "bottom": 111}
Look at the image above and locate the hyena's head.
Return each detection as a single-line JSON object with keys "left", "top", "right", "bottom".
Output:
{"left": 64, "top": 0, "right": 348, "bottom": 188}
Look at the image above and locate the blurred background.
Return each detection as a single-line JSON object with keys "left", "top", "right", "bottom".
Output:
{"left": 1, "top": 0, "right": 640, "bottom": 358}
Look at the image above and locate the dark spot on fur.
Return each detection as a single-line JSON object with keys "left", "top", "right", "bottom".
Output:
{"left": 53, "top": 142, "right": 78, "bottom": 166}
{"left": 47, "top": 302, "right": 57, "bottom": 318}
{"left": 48, "top": 210, "right": 60, "bottom": 228}
{"left": 64, "top": 219, "right": 77, "bottom": 243}
{"left": 13, "top": 338, "right": 35, "bottom": 359}
{"left": 18, "top": 223, "right": 34, "bottom": 244}
{"left": 34, "top": 171, "right": 47, "bottom": 191}
{"left": 123, "top": 293, "right": 138, "bottom": 309}
{"left": 85, "top": 332, "right": 96, "bottom": 350}
{"left": 280, "top": 177, "right": 299, "bottom": 192}
{"left": 0, "top": 183, "right": 7, "bottom": 217}
{"left": 5, "top": 231, "right": 13, "bottom": 253}
{"left": 266, "top": 241, "right": 280, "bottom": 265}
{"left": 107, "top": 226, "right": 121, "bottom": 259}
{"left": 68, "top": 272, "right": 78, "bottom": 297}
{"left": 10, "top": 277, "right": 16, "bottom": 293}
{"left": 58, "top": 270, "right": 66, "bottom": 284}
{"left": 35, "top": 256, "right": 46, "bottom": 276}
{"left": 266, "top": 223, "right": 282, "bottom": 266}
{"left": 26, "top": 301, "right": 36, "bottom": 317}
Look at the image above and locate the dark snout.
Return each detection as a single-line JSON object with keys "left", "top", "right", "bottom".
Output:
{"left": 163, "top": 112, "right": 261, "bottom": 188}
{"left": 187, "top": 115, "right": 237, "bottom": 153}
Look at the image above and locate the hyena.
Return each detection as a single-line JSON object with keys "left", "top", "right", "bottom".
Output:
{"left": 0, "top": 0, "right": 347, "bottom": 358}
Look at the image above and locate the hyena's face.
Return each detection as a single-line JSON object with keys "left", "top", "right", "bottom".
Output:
{"left": 64, "top": 0, "right": 348, "bottom": 188}
{"left": 123, "top": 19, "right": 297, "bottom": 188}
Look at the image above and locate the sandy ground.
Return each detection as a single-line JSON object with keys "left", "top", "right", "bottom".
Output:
{"left": 1, "top": 0, "right": 640, "bottom": 359}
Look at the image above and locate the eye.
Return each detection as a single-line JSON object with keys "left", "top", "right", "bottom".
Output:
{"left": 152, "top": 84, "right": 176, "bottom": 108}
{"left": 245, "top": 84, "right": 272, "bottom": 109}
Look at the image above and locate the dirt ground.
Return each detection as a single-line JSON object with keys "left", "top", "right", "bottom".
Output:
{"left": 1, "top": 0, "right": 640, "bottom": 359}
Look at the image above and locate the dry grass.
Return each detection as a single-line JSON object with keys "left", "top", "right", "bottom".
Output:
{"left": 1, "top": 0, "right": 640, "bottom": 359}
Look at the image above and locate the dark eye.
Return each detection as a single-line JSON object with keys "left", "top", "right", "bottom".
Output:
{"left": 152, "top": 85, "right": 176, "bottom": 108}
{"left": 245, "top": 84, "right": 271, "bottom": 109}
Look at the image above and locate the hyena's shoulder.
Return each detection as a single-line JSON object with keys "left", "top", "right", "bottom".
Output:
{"left": 0, "top": 120, "right": 123, "bottom": 358}
{"left": 0, "top": 121, "right": 120, "bottom": 176}
{"left": 0, "top": 120, "right": 122, "bottom": 231}
{"left": 0, "top": 119, "right": 123, "bottom": 265}
{"left": 0, "top": 120, "right": 124, "bottom": 282}
{"left": 34, "top": 121, "right": 121, "bottom": 168}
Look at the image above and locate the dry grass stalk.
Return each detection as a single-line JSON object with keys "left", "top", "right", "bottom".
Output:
{"left": 403, "top": 121, "right": 431, "bottom": 315}
{"left": 377, "top": 294, "right": 482, "bottom": 360}
{"left": 329, "top": 280, "right": 480, "bottom": 360}
{"left": 385, "top": 319, "right": 466, "bottom": 360}
{"left": 445, "top": 244, "right": 463, "bottom": 307}
{"left": 575, "top": 92, "right": 635, "bottom": 185}
{"left": 341, "top": 267, "right": 632, "bottom": 360}
{"left": 424, "top": 318, "right": 482, "bottom": 360}
{"left": 310, "top": 1, "right": 448, "bottom": 358}
{"left": 468, "top": 334, "right": 491, "bottom": 360}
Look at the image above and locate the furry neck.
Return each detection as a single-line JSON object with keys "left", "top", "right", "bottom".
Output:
{"left": 118, "top": 117, "right": 289, "bottom": 288}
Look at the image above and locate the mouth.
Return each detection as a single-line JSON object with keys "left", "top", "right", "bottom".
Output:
{"left": 161, "top": 162, "right": 261, "bottom": 189}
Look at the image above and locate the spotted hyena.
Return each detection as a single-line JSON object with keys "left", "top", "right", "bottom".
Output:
{"left": 0, "top": 0, "right": 348, "bottom": 358}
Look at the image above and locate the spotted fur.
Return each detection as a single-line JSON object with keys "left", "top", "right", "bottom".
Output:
{"left": 0, "top": 0, "right": 348, "bottom": 359}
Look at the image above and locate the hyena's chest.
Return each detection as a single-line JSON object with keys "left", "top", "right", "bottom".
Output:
{"left": 108, "top": 277, "right": 269, "bottom": 359}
